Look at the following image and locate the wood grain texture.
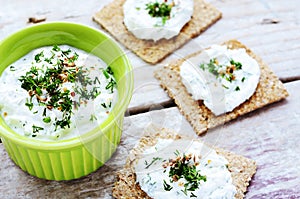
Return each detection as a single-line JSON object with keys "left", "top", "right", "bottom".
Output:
{"left": 0, "top": 0, "right": 299, "bottom": 198}
{"left": 113, "top": 129, "right": 256, "bottom": 199}
{"left": 0, "top": 0, "right": 300, "bottom": 111}
{"left": 0, "top": 80, "right": 299, "bottom": 198}
{"left": 93, "top": 0, "right": 222, "bottom": 64}
{"left": 154, "top": 39, "right": 289, "bottom": 135}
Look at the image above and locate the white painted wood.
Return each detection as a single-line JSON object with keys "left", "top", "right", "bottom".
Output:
{"left": 0, "top": 1, "right": 299, "bottom": 197}
{"left": 0, "top": 0, "right": 300, "bottom": 110}
{"left": 0, "top": 80, "right": 299, "bottom": 198}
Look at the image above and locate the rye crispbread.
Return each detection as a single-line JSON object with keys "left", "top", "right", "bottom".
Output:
{"left": 112, "top": 128, "right": 256, "bottom": 199}
{"left": 93, "top": 0, "right": 222, "bottom": 64}
{"left": 154, "top": 40, "right": 289, "bottom": 135}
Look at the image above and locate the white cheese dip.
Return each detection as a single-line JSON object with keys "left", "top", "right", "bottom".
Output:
{"left": 0, "top": 45, "right": 117, "bottom": 140}
{"left": 134, "top": 138, "right": 237, "bottom": 198}
{"left": 123, "top": 0, "right": 193, "bottom": 41}
{"left": 180, "top": 45, "right": 260, "bottom": 116}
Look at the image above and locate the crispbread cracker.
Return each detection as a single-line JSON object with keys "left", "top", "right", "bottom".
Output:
{"left": 154, "top": 40, "right": 289, "bottom": 135}
{"left": 112, "top": 128, "right": 256, "bottom": 199}
{"left": 93, "top": 0, "right": 222, "bottom": 64}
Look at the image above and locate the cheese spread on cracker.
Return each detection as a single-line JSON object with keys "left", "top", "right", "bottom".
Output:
{"left": 123, "top": 0, "right": 193, "bottom": 41}
{"left": 134, "top": 138, "right": 237, "bottom": 198}
{"left": 180, "top": 45, "right": 260, "bottom": 116}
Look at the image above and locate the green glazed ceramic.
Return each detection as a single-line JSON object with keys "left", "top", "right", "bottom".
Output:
{"left": 0, "top": 22, "right": 134, "bottom": 180}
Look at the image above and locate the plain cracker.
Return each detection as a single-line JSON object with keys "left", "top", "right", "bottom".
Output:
{"left": 93, "top": 0, "right": 222, "bottom": 64}
{"left": 112, "top": 128, "right": 256, "bottom": 199}
{"left": 154, "top": 40, "right": 289, "bottom": 135}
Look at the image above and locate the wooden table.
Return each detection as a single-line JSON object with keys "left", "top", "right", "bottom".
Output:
{"left": 1, "top": 0, "right": 300, "bottom": 198}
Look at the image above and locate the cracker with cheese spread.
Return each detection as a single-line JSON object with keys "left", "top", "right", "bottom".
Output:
{"left": 112, "top": 128, "right": 256, "bottom": 198}
{"left": 154, "top": 40, "right": 289, "bottom": 135}
{"left": 93, "top": 0, "right": 222, "bottom": 64}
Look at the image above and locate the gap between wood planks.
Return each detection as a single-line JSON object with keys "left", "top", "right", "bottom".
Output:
{"left": 0, "top": 78, "right": 298, "bottom": 144}
{"left": 126, "top": 77, "right": 299, "bottom": 116}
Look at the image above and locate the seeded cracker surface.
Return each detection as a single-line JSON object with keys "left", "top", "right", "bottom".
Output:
{"left": 154, "top": 40, "right": 289, "bottom": 135}
{"left": 112, "top": 128, "right": 256, "bottom": 199}
{"left": 93, "top": 0, "right": 222, "bottom": 64}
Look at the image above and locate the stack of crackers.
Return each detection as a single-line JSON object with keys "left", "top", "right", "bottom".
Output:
{"left": 93, "top": 0, "right": 289, "bottom": 198}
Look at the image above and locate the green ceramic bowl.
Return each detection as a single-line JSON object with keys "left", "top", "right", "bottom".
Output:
{"left": 0, "top": 22, "right": 133, "bottom": 180}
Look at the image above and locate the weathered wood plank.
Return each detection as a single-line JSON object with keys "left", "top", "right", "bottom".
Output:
{"left": 1, "top": 80, "right": 299, "bottom": 198}
{"left": 1, "top": 0, "right": 300, "bottom": 111}
{"left": 129, "top": 0, "right": 300, "bottom": 108}
{"left": 0, "top": 1, "right": 299, "bottom": 198}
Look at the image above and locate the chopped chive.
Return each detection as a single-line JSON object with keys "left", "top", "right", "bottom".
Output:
{"left": 103, "top": 70, "right": 109, "bottom": 79}
{"left": 174, "top": 149, "right": 180, "bottom": 156}
{"left": 32, "top": 125, "right": 44, "bottom": 134}
{"left": 101, "top": 103, "right": 107, "bottom": 109}
{"left": 145, "top": 157, "right": 162, "bottom": 169}
{"left": 19, "top": 44, "right": 116, "bottom": 136}
{"left": 52, "top": 45, "right": 60, "bottom": 52}
{"left": 25, "top": 97, "right": 33, "bottom": 111}
{"left": 43, "top": 117, "right": 51, "bottom": 123}
{"left": 90, "top": 114, "right": 97, "bottom": 121}
{"left": 9, "top": 66, "right": 16, "bottom": 71}
{"left": 34, "top": 51, "right": 44, "bottom": 63}
{"left": 164, "top": 151, "right": 207, "bottom": 197}
{"left": 94, "top": 76, "right": 101, "bottom": 84}
{"left": 146, "top": 2, "right": 172, "bottom": 25}
{"left": 163, "top": 180, "right": 173, "bottom": 191}
{"left": 222, "top": 84, "right": 229, "bottom": 89}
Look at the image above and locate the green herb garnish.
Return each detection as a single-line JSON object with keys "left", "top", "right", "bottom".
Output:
{"left": 94, "top": 77, "right": 101, "bottom": 84}
{"left": 19, "top": 46, "right": 81, "bottom": 132}
{"left": 241, "top": 77, "right": 246, "bottom": 82}
{"left": 222, "top": 84, "right": 229, "bottom": 89}
{"left": 25, "top": 97, "right": 33, "bottom": 111}
{"left": 145, "top": 1, "right": 173, "bottom": 25}
{"left": 19, "top": 45, "right": 116, "bottom": 136}
{"left": 163, "top": 180, "right": 173, "bottom": 191}
{"left": 106, "top": 66, "right": 114, "bottom": 75}
{"left": 103, "top": 70, "right": 109, "bottom": 79}
{"left": 34, "top": 51, "right": 44, "bottom": 63}
{"left": 230, "top": 59, "right": 242, "bottom": 70}
{"left": 200, "top": 58, "right": 244, "bottom": 91}
{"left": 52, "top": 45, "right": 60, "bottom": 52}
{"left": 100, "top": 100, "right": 112, "bottom": 109}
{"left": 174, "top": 149, "right": 180, "bottom": 156}
{"left": 103, "top": 66, "right": 114, "bottom": 80}
{"left": 101, "top": 103, "right": 107, "bottom": 109}
{"left": 43, "top": 117, "right": 51, "bottom": 123}
{"left": 44, "top": 58, "right": 53, "bottom": 64}
{"left": 163, "top": 152, "right": 206, "bottom": 197}
{"left": 9, "top": 66, "right": 16, "bottom": 71}
{"left": 105, "top": 78, "right": 116, "bottom": 93}
{"left": 62, "top": 49, "right": 72, "bottom": 57}
{"left": 32, "top": 125, "right": 44, "bottom": 134}
{"left": 145, "top": 157, "right": 162, "bottom": 169}
{"left": 19, "top": 63, "right": 75, "bottom": 130}
{"left": 200, "top": 58, "right": 219, "bottom": 77}
{"left": 90, "top": 114, "right": 97, "bottom": 121}
{"left": 190, "top": 192, "right": 197, "bottom": 198}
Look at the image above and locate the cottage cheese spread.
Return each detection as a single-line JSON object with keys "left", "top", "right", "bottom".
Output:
{"left": 180, "top": 45, "right": 260, "bottom": 116}
{"left": 0, "top": 45, "right": 117, "bottom": 140}
{"left": 134, "top": 138, "right": 237, "bottom": 198}
{"left": 123, "top": 0, "right": 193, "bottom": 41}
